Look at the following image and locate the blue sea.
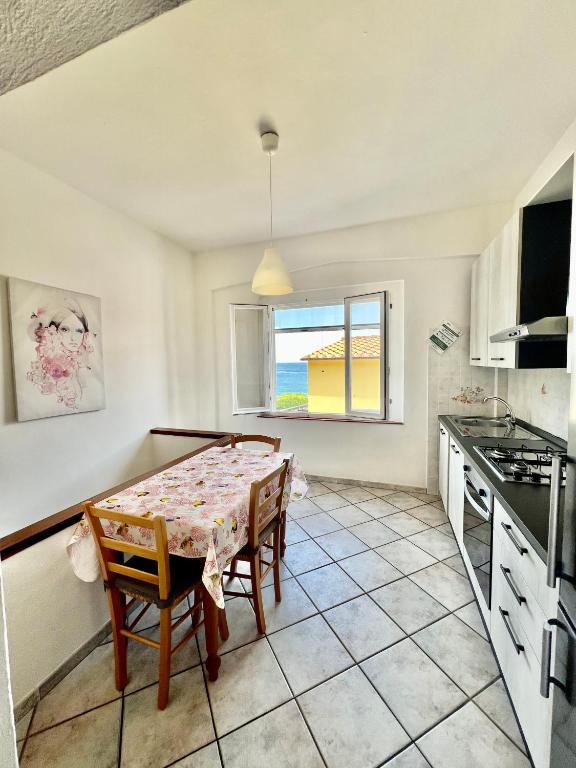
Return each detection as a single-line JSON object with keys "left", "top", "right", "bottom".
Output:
{"left": 276, "top": 362, "right": 308, "bottom": 395}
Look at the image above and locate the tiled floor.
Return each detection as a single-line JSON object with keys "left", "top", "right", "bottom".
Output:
{"left": 17, "top": 481, "right": 531, "bottom": 768}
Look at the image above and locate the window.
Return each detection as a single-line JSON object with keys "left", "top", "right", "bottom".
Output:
{"left": 230, "top": 290, "right": 391, "bottom": 420}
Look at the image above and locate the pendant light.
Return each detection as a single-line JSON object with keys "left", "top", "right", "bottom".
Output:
{"left": 251, "top": 131, "right": 293, "bottom": 295}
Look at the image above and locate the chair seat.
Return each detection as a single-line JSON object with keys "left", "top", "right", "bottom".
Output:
{"left": 233, "top": 515, "right": 281, "bottom": 559}
{"left": 111, "top": 554, "right": 204, "bottom": 609}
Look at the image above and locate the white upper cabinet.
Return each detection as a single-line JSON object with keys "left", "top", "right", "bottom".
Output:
{"left": 487, "top": 211, "right": 520, "bottom": 368}
{"left": 469, "top": 249, "right": 490, "bottom": 366}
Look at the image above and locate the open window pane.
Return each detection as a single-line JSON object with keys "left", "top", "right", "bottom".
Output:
{"left": 345, "top": 293, "right": 387, "bottom": 418}
{"left": 230, "top": 304, "right": 270, "bottom": 413}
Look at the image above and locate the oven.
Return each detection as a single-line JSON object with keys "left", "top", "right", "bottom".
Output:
{"left": 462, "top": 461, "right": 493, "bottom": 613}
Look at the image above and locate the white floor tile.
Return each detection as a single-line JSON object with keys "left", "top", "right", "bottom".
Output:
{"left": 324, "top": 594, "right": 405, "bottom": 661}
{"left": 362, "top": 639, "right": 466, "bottom": 738}
{"left": 269, "top": 615, "right": 353, "bottom": 694}
{"left": 207, "top": 638, "right": 291, "bottom": 736}
{"left": 299, "top": 667, "right": 410, "bottom": 768}
{"left": 338, "top": 549, "right": 402, "bottom": 591}
{"left": 416, "top": 702, "right": 531, "bottom": 768}
{"left": 297, "top": 563, "right": 362, "bottom": 611}
{"left": 219, "top": 701, "right": 323, "bottom": 768}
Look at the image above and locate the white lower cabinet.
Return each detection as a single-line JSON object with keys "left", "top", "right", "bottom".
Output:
{"left": 438, "top": 424, "right": 449, "bottom": 511}
{"left": 447, "top": 438, "right": 464, "bottom": 546}
{"left": 491, "top": 499, "right": 556, "bottom": 768}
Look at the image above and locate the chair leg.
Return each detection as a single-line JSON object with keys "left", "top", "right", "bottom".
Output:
{"left": 158, "top": 607, "right": 172, "bottom": 710}
{"left": 228, "top": 556, "right": 238, "bottom": 580}
{"left": 218, "top": 606, "right": 229, "bottom": 641}
{"left": 108, "top": 589, "right": 128, "bottom": 691}
{"left": 273, "top": 526, "right": 282, "bottom": 603}
{"left": 192, "top": 587, "right": 202, "bottom": 628}
{"left": 250, "top": 551, "right": 266, "bottom": 634}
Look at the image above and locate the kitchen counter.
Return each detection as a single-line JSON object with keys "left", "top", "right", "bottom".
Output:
{"left": 439, "top": 415, "right": 566, "bottom": 563}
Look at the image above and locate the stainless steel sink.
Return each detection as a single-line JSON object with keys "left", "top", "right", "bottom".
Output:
{"left": 450, "top": 416, "right": 540, "bottom": 440}
{"left": 454, "top": 417, "right": 509, "bottom": 428}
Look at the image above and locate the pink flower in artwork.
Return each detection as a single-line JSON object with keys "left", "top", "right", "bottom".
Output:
{"left": 45, "top": 354, "right": 72, "bottom": 380}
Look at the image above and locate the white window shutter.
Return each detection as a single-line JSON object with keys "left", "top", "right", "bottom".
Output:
{"left": 230, "top": 304, "right": 272, "bottom": 414}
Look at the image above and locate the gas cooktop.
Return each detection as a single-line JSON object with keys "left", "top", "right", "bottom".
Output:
{"left": 474, "top": 444, "right": 567, "bottom": 485}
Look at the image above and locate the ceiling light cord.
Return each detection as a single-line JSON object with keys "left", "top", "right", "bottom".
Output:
{"left": 268, "top": 151, "right": 273, "bottom": 241}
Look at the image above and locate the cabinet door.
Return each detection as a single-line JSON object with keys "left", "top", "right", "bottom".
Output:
{"left": 488, "top": 212, "right": 520, "bottom": 368}
{"left": 470, "top": 250, "right": 489, "bottom": 366}
{"left": 438, "top": 425, "right": 450, "bottom": 511}
{"left": 447, "top": 439, "right": 464, "bottom": 545}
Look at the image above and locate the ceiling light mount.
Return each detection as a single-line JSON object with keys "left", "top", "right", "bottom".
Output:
{"left": 261, "top": 131, "right": 279, "bottom": 155}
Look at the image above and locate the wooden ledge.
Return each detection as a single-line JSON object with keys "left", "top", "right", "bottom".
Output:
{"left": 259, "top": 413, "right": 403, "bottom": 425}
{"left": 0, "top": 429, "right": 237, "bottom": 560}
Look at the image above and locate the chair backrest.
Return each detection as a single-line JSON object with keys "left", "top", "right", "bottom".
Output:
{"left": 84, "top": 503, "right": 171, "bottom": 600}
{"left": 231, "top": 434, "right": 281, "bottom": 452}
{"left": 247, "top": 459, "right": 289, "bottom": 549}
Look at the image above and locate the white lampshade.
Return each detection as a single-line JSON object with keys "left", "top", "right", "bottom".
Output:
{"left": 251, "top": 247, "right": 293, "bottom": 295}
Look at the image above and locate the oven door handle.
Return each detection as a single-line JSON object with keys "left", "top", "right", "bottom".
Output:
{"left": 464, "top": 475, "right": 491, "bottom": 522}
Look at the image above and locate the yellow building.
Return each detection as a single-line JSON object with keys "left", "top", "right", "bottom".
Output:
{"left": 302, "top": 335, "right": 380, "bottom": 413}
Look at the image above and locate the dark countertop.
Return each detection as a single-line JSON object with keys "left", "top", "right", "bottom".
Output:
{"left": 439, "top": 415, "right": 566, "bottom": 563}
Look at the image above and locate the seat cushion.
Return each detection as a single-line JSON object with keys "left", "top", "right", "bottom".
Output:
{"left": 111, "top": 554, "right": 204, "bottom": 608}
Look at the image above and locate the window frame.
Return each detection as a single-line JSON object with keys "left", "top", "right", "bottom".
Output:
{"left": 229, "top": 303, "right": 272, "bottom": 415}
{"left": 344, "top": 291, "right": 388, "bottom": 420}
{"left": 230, "top": 281, "right": 403, "bottom": 423}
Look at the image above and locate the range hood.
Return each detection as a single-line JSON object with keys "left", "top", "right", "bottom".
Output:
{"left": 490, "top": 316, "right": 568, "bottom": 343}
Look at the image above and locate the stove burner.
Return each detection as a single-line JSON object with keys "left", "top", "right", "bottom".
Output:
{"left": 474, "top": 444, "right": 566, "bottom": 485}
{"left": 490, "top": 447, "right": 514, "bottom": 459}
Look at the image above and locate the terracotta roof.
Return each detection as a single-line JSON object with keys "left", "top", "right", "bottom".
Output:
{"left": 302, "top": 335, "right": 380, "bottom": 360}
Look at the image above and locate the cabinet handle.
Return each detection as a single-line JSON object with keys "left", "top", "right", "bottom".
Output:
{"left": 491, "top": 357, "right": 505, "bottom": 361}
{"left": 500, "top": 565, "right": 526, "bottom": 605}
{"left": 499, "top": 607, "right": 525, "bottom": 654}
{"left": 501, "top": 522, "right": 528, "bottom": 556}
{"left": 471, "top": 357, "right": 481, "bottom": 361}
{"left": 540, "top": 625, "right": 553, "bottom": 698}
{"left": 547, "top": 455, "right": 564, "bottom": 588}
{"left": 540, "top": 619, "right": 566, "bottom": 698}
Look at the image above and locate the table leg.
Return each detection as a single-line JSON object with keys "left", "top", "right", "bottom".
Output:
{"left": 202, "top": 588, "right": 221, "bottom": 682}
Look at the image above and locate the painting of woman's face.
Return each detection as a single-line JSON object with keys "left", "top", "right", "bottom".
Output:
{"left": 8, "top": 277, "right": 105, "bottom": 421}
{"left": 57, "top": 311, "right": 86, "bottom": 352}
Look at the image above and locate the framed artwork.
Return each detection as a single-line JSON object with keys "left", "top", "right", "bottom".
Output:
{"left": 8, "top": 278, "right": 105, "bottom": 421}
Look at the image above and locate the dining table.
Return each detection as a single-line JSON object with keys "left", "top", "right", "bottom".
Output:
{"left": 67, "top": 444, "right": 308, "bottom": 679}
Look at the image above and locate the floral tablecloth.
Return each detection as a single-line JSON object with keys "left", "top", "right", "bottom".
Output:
{"left": 67, "top": 446, "right": 307, "bottom": 608}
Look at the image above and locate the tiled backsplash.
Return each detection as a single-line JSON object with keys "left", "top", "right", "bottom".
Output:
{"left": 507, "top": 368, "right": 570, "bottom": 441}
{"left": 427, "top": 328, "right": 498, "bottom": 494}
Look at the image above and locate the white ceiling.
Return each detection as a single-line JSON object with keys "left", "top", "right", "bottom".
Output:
{"left": 1, "top": 0, "right": 576, "bottom": 251}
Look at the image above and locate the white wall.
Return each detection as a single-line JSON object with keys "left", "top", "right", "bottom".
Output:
{"left": 507, "top": 369, "right": 571, "bottom": 440}
{"left": 0, "top": 564, "right": 17, "bottom": 768}
{"left": 192, "top": 203, "right": 511, "bottom": 489}
{"left": 0, "top": 149, "right": 198, "bottom": 705}
{"left": 0, "top": 148, "right": 197, "bottom": 538}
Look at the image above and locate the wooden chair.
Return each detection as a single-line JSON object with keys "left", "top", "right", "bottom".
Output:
{"left": 223, "top": 459, "right": 289, "bottom": 633}
{"left": 84, "top": 503, "right": 228, "bottom": 709}
{"left": 230, "top": 434, "right": 282, "bottom": 452}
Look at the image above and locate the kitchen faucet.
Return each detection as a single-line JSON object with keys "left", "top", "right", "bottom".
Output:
{"left": 483, "top": 396, "right": 516, "bottom": 427}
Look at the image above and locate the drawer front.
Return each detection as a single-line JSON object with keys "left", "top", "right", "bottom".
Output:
{"left": 494, "top": 528, "right": 548, "bottom": 659}
{"left": 493, "top": 500, "right": 557, "bottom": 616}
{"left": 491, "top": 581, "right": 552, "bottom": 768}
